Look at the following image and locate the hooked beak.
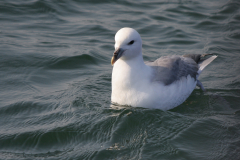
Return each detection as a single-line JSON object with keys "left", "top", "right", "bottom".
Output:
{"left": 111, "top": 48, "right": 125, "bottom": 66}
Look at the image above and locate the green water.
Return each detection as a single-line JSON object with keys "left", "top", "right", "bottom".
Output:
{"left": 0, "top": 0, "right": 240, "bottom": 159}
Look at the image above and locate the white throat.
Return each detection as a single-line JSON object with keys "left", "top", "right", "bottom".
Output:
{"left": 111, "top": 53, "right": 152, "bottom": 99}
{"left": 113, "top": 54, "right": 150, "bottom": 83}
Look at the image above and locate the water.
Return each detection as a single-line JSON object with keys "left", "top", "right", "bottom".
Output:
{"left": 1, "top": 0, "right": 240, "bottom": 159}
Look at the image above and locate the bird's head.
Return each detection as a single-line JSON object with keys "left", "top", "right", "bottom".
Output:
{"left": 111, "top": 28, "right": 142, "bottom": 65}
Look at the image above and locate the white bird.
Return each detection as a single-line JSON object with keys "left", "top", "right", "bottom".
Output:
{"left": 111, "top": 27, "right": 217, "bottom": 110}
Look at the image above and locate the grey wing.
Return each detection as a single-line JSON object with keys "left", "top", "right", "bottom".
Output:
{"left": 145, "top": 55, "right": 198, "bottom": 85}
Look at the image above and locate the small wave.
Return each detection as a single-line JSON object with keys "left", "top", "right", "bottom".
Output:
{"left": 219, "top": 1, "right": 240, "bottom": 15}
{"left": 47, "top": 54, "right": 98, "bottom": 70}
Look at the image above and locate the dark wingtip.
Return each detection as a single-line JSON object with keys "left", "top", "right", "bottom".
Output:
{"left": 201, "top": 53, "right": 214, "bottom": 58}
{"left": 183, "top": 54, "right": 202, "bottom": 63}
{"left": 183, "top": 53, "right": 216, "bottom": 64}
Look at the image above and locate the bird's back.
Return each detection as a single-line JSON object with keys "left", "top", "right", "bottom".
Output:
{"left": 145, "top": 55, "right": 199, "bottom": 85}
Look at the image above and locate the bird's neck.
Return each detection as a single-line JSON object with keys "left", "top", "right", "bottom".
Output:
{"left": 115, "top": 54, "right": 147, "bottom": 73}
{"left": 112, "top": 54, "right": 151, "bottom": 88}
{"left": 123, "top": 54, "right": 145, "bottom": 69}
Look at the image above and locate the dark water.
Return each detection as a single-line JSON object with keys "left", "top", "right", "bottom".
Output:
{"left": 1, "top": 0, "right": 240, "bottom": 159}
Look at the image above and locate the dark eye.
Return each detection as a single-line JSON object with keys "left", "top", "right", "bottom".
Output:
{"left": 128, "top": 40, "right": 134, "bottom": 45}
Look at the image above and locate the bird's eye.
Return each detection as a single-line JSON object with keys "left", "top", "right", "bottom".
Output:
{"left": 128, "top": 40, "right": 134, "bottom": 45}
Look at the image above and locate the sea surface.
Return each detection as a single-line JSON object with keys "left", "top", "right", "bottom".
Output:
{"left": 1, "top": 0, "right": 240, "bottom": 159}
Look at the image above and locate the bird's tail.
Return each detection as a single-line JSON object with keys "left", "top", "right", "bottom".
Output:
{"left": 198, "top": 55, "right": 218, "bottom": 75}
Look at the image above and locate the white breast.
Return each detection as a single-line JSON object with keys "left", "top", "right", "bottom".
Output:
{"left": 111, "top": 59, "right": 197, "bottom": 110}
